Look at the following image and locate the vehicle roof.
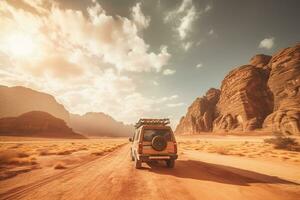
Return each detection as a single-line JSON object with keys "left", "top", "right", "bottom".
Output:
{"left": 135, "top": 118, "right": 170, "bottom": 129}
{"left": 137, "top": 125, "right": 173, "bottom": 130}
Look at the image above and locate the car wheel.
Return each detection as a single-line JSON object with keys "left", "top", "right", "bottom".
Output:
{"left": 135, "top": 158, "right": 142, "bottom": 169}
{"left": 166, "top": 159, "right": 175, "bottom": 168}
{"left": 130, "top": 149, "right": 134, "bottom": 161}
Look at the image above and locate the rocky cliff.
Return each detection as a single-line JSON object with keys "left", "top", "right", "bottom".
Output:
{"left": 175, "top": 88, "right": 220, "bottom": 135}
{"left": 0, "top": 111, "right": 85, "bottom": 138}
{"left": 70, "top": 112, "right": 134, "bottom": 137}
{"left": 213, "top": 65, "right": 273, "bottom": 132}
{"left": 263, "top": 44, "right": 300, "bottom": 134}
{"left": 175, "top": 43, "right": 300, "bottom": 135}
{"left": 0, "top": 86, "right": 70, "bottom": 124}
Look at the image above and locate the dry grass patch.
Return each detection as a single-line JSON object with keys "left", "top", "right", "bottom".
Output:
{"left": 0, "top": 137, "right": 128, "bottom": 180}
{"left": 0, "top": 149, "right": 39, "bottom": 180}
{"left": 264, "top": 134, "right": 300, "bottom": 151}
{"left": 214, "top": 146, "right": 230, "bottom": 155}
{"left": 91, "top": 151, "right": 104, "bottom": 156}
{"left": 178, "top": 136, "right": 300, "bottom": 163}
{"left": 0, "top": 150, "right": 35, "bottom": 166}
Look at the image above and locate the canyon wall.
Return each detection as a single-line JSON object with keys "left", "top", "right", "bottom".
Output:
{"left": 175, "top": 88, "right": 220, "bottom": 134}
{"left": 175, "top": 43, "right": 300, "bottom": 135}
{"left": 263, "top": 44, "right": 300, "bottom": 134}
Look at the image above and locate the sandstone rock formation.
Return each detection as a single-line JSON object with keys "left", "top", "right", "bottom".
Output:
{"left": 213, "top": 65, "right": 273, "bottom": 132}
{"left": 0, "top": 111, "right": 85, "bottom": 138}
{"left": 0, "top": 86, "right": 70, "bottom": 124}
{"left": 263, "top": 44, "right": 300, "bottom": 134}
{"left": 176, "top": 43, "right": 300, "bottom": 135}
{"left": 175, "top": 88, "right": 220, "bottom": 134}
{"left": 249, "top": 54, "right": 272, "bottom": 69}
{"left": 70, "top": 112, "right": 133, "bottom": 137}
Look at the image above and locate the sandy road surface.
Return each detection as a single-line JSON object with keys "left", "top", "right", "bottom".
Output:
{"left": 0, "top": 144, "right": 299, "bottom": 200}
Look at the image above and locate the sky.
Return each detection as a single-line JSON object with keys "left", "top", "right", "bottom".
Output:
{"left": 0, "top": 0, "right": 299, "bottom": 127}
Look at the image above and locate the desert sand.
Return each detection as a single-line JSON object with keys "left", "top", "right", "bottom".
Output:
{"left": 0, "top": 136, "right": 299, "bottom": 200}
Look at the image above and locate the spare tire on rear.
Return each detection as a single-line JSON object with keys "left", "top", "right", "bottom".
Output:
{"left": 151, "top": 136, "right": 167, "bottom": 151}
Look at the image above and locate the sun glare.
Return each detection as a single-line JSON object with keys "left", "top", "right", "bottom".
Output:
{"left": 7, "top": 34, "right": 36, "bottom": 58}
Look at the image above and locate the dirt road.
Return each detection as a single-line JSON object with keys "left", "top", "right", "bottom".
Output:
{"left": 0, "top": 144, "right": 299, "bottom": 200}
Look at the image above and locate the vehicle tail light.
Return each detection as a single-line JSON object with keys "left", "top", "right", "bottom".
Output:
{"left": 174, "top": 142, "right": 177, "bottom": 154}
{"left": 138, "top": 143, "right": 143, "bottom": 154}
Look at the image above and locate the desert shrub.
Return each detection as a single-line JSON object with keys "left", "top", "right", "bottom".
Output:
{"left": 91, "top": 151, "right": 104, "bottom": 156}
{"left": 0, "top": 150, "right": 37, "bottom": 166}
{"left": 17, "top": 152, "right": 30, "bottom": 158}
{"left": 7, "top": 158, "right": 37, "bottom": 166}
{"left": 0, "top": 150, "right": 18, "bottom": 165}
{"left": 39, "top": 150, "right": 56, "bottom": 156}
{"left": 56, "top": 150, "right": 74, "bottom": 155}
{"left": 77, "top": 147, "right": 88, "bottom": 151}
{"left": 54, "top": 163, "right": 67, "bottom": 169}
{"left": 215, "top": 146, "right": 230, "bottom": 155}
{"left": 9, "top": 144, "right": 23, "bottom": 149}
{"left": 0, "top": 150, "right": 32, "bottom": 164}
{"left": 264, "top": 133, "right": 299, "bottom": 151}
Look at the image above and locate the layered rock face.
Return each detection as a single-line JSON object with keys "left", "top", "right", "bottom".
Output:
{"left": 175, "top": 88, "right": 220, "bottom": 134}
{"left": 249, "top": 54, "right": 272, "bottom": 68}
{"left": 70, "top": 112, "right": 134, "bottom": 137}
{"left": 176, "top": 43, "right": 300, "bottom": 135}
{"left": 0, "top": 86, "right": 70, "bottom": 124}
{"left": 213, "top": 65, "right": 273, "bottom": 132}
{"left": 263, "top": 44, "right": 300, "bottom": 134}
{"left": 0, "top": 111, "right": 84, "bottom": 138}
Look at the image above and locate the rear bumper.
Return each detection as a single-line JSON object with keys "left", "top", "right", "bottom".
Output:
{"left": 138, "top": 154, "right": 178, "bottom": 162}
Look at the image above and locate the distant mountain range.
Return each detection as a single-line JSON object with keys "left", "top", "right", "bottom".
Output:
{"left": 0, "top": 111, "right": 85, "bottom": 139}
{"left": 70, "top": 113, "right": 133, "bottom": 137}
{"left": 0, "top": 85, "right": 133, "bottom": 138}
{"left": 0, "top": 85, "right": 70, "bottom": 123}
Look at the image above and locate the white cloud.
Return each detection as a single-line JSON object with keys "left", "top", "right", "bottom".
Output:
{"left": 259, "top": 37, "right": 275, "bottom": 49}
{"left": 0, "top": 0, "right": 173, "bottom": 124}
{"left": 177, "top": 0, "right": 193, "bottom": 13}
{"left": 196, "top": 63, "right": 203, "bottom": 68}
{"left": 164, "top": 0, "right": 198, "bottom": 41}
{"left": 182, "top": 41, "right": 193, "bottom": 51}
{"left": 208, "top": 29, "right": 214, "bottom": 35}
{"left": 163, "top": 69, "right": 176, "bottom": 75}
{"left": 167, "top": 102, "right": 185, "bottom": 107}
{"left": 131, "top": 2, "right": 150, "bottom": 30}
{"left": 158, "top": 95, "right": 178, "bottom": 103}
{"left": 177, "top": 5, "right": 197, "bottom": 40}
{"left": 204, "top": 5, "right": 212, "bottom": 12}
{"left": 153, "top": 81, "right": 159, "bottom": 86}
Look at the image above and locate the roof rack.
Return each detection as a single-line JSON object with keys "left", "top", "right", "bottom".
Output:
{"left": 135, "top": 118, "right": 170, "bottom": 128}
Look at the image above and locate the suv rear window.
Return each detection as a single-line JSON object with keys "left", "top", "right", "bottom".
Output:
{"left": 143, "top": 129, "right": 172, "bottom": 142}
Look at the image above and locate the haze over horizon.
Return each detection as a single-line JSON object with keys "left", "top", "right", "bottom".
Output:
{"left": 0, "top": 0, "right": 299, "bottom": 126}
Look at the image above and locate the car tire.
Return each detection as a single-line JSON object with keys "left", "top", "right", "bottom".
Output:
{"left": 130, "top": 150, "right": 134, "bottom": 161}
{"left": 135, "top": 158, "right": 142, "bottom": 169}
{"left": 166, "top": 159, "right": 175, "bottom": 168}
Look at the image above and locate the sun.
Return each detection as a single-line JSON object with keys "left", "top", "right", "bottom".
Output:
{"left": 6, "top": 34, "right": 36, "bottom": 58}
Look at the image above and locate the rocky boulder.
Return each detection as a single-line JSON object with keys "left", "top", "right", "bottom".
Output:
{"left": 263, "top": 44, "right": 300, "bottom": 134}
{"left": 213, "top": 65, "right": 273, "bottom": 132}
{"left": 175, "top": 88, "right": 220, "bottom": 135}
{"left": 0, "top": 111, "right": 85, "bottom": 138}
